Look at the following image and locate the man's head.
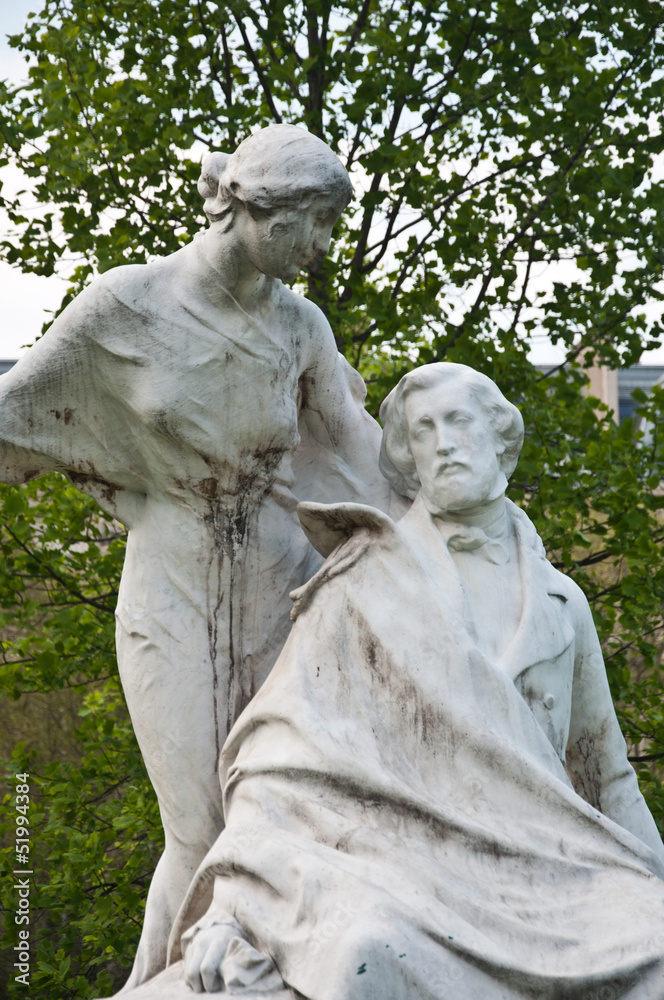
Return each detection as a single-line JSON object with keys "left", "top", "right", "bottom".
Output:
{"left": 379, "top": 363, "right": 524, "bottom": 514}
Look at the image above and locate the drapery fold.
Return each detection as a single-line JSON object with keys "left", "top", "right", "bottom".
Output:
{"left": 170, "top": 500, "right": 664, "bottom": 1000}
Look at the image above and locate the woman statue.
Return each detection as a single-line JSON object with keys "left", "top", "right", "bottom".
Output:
{"left": 0, "top": 125, "right": 391, "bottom": 989}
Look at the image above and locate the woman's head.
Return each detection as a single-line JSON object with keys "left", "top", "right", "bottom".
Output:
{"left": 198, "top": 125, "right": 353, "bottom": 227}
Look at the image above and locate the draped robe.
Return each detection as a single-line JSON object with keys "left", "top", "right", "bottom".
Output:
{"left": 168, "top": 498, "right": 664, "bottom": 1000}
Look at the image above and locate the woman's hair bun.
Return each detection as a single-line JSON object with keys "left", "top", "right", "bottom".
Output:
{"left": 197, "top": 152, "right": 230, "bottom": 201}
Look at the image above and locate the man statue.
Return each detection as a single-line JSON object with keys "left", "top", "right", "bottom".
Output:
{"left": 147, "top": 361, "right": 664, "bottom": 1000}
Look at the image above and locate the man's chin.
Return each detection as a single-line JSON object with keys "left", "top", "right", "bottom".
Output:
{"left": 423, "top": 491, "right": 476, "bottom": 515}
{"left": 421, "top": 486, "right": 499, "bottom": 516}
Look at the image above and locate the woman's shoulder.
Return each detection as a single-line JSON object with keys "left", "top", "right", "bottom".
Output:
{"left": 39, "top": 255, "right": 187, "bottom": 356}
{"left": 273, "top": 282, "right": 333, "bottom": 336}
{"left": 91, "top": 252, "right": 184, "bottom": 298}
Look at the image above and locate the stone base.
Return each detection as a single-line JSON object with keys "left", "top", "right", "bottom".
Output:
{"left": 97, "top": 961, "right": 295, "bottom": 999}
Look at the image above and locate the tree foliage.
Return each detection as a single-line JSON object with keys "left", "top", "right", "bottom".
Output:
{"left": 2, "top": 0, "right": 664, "bottom": 995}
{"left": 0, "top": 478, "right": 162, "bottom": 997}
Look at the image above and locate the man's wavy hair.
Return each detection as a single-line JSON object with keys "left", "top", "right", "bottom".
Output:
{"left": 379, "top": 363, "right": 524, "bottom": 500}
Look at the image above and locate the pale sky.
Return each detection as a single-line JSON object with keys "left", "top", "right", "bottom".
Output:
{"left": 0, "top": 4, "right": 661, "bottom": 366}
{"left": 0, "top": 0, "right": 66, "bottom": 359}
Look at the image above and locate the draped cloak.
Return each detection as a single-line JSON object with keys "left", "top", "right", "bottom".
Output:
{"left": 168, "top": 499, "right": 664, "bottom": 1000}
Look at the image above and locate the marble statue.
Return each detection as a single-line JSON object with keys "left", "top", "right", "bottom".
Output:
{"left": 0, "top": 125, "right": 392, "bottom": 990}
{"left": 123, "top": 363, "right": 664, "bottom": 999}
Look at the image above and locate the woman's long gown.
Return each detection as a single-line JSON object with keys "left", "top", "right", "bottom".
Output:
{"left": 0, "top": 242, "right": 390, "bottom": 985}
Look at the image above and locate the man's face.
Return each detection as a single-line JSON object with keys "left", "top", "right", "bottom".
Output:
{"left": 239, "top": 202, "right": 338, "bottom": 283}
{"left": 404, "top": 382, "right": 505, "bottom": 514}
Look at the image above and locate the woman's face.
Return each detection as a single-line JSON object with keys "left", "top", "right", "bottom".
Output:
{"left": 237, "top": 201, "right": 339, "bottom": 283}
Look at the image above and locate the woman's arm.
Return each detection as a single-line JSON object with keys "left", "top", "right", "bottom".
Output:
{"left": 295, "top": 304, "right": 392, "bottom": 512}
{"left": 0, "top": 273, "right": 149, "bottom": 521}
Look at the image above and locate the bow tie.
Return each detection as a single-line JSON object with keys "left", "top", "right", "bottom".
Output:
{"left": 439, "top": 524, "right": 509, "bottom": 565}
